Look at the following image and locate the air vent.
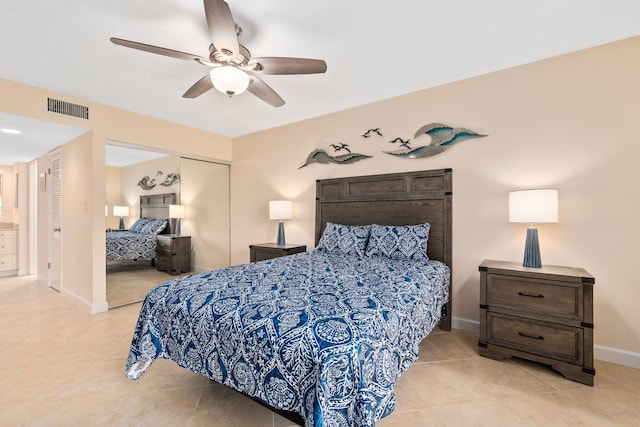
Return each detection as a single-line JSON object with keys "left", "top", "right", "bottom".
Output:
{"left": 46, "top": 97, "right": 89, "bottom": 120}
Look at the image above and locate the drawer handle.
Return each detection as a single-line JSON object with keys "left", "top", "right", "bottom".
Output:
{"left": 518, "top": 291, "right": 544, "bottom": 299}
{"left": 518, "top": 331, "right": 544, "bottom": 340}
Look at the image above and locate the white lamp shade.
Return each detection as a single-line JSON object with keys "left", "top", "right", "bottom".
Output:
{"left": 210, "top": 66, "right": 250, "bottom": 96}
{"left": 169, "top": 204, "right": 185, "bottom": 219}
{"left": 269, "top": 200, "right": 293, "bottom": 220}
{"left": 113, "top": 205, "right": 129, "bottom": 217}
{"left": 105, "top": 205, "right": 108, "bottom": 216}
{"left": 509, "top": 189, "right": 559, "bottom": 223}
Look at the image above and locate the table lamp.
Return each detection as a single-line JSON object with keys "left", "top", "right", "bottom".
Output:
{"left": 169, "top": 204, "right": 185, "bottom": 236}
{"left": 269, "top": 200, "right": 292, "bottom": 246}
{"left": 509, "top": 189, "right": 558, "bottom": 268}
{"left": 113, "top": 205, "right": 130, "bottom": 230}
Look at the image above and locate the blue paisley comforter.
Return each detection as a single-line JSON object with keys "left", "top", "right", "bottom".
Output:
{"left": 126, "top": 250, "right": 449, "bottom": 426}
{"left": 106, "top": 231, "right": 157, "bottom": 260}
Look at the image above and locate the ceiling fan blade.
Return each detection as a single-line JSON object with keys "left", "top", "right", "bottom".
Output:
{"left": 183, "top": 75, "right": 214, "bottom": 98}
{"left": 110, "top": 37, "right": 210, "bottom": 63}
{"left": 246, "top": 74, "right": 285, "bottom": 107}
{"left": 248, "top": 57, "right": 327, "bottom": 75}
{"left": 203, "top": 0, "right": 239, "bottom": 55}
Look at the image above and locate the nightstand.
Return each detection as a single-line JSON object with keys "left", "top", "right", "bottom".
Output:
{"left": 478, "top": 259, "right": 595, "bottom": 385}
{"left": 249, "top": 243, "right": 306, "bottom": 262}
{"left": 156, "top": 235, "right": 191, "bottom": 275}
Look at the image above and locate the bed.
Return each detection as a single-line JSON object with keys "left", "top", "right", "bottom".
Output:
{"left": 106, "top": 193, "right": 176, "bottom": 261}
{"left": 125, "top": 170, "right": 452, "bottom": 426}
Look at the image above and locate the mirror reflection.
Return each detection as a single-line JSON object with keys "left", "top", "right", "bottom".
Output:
{"left": 105, "top": 143, "right": 230, "bottom": 309}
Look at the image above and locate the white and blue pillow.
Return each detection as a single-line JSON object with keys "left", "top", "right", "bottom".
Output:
{"left": 316, "top": 222, "right": 371, "bottom": 257}
{"left": 365, "top": 223, "right": 430, "bottom": 261}
{"left": 129, "top": 218, "right": 150, "bottom": 233}
{"left": 140, "top": 219, "right": 168, "bottom": 235}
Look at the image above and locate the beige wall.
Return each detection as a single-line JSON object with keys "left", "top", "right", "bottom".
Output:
{"left": 105, "top": 166, "right": 122, "bottom": 230}
{"left": 231, "top": 36, "right": 640, "bottom": 359}
{"left": 61, "top": 133, "right": 96, "bottom": 306}
{"left": 0, "top": 165, "right": 16, "bottom": 223}
{"left": 36, "top": 156, "right": 49, "bottom": 282}
{"left": 180, "top": 158, "right": 230, "bottom": 271}
{"left": 119, "top": 155, "right": 181, "bottom": 228}
{"left": 0, "top": 77, "right": 232, "bottom": 312}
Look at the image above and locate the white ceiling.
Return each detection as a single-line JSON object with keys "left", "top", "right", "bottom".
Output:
{"left": 0, "top": 1, "right": 639, "bottom": 164}
{"left": 0, "top": 113, "right": 89, "bottom": 163}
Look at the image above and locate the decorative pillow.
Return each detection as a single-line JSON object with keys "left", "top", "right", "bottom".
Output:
{"left": 365, "top": 223, "right": 430, "bottom": 260}
{"left": 316, "top": 222, "right": 371, "bottom": 257}
{"left": 140, "top": 219, "right": 168, "bottom": 235}
{"left": 129, "top": 218, "right": 149, "bottom": 233}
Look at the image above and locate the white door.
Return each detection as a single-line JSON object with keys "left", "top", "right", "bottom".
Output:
{"left": 49, "top": 150, "right": 62, "bottom": 291}
{"left": 29, "top": 160, "right": 38, "bottom": 274}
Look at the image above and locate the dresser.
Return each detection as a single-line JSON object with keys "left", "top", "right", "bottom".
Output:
{"left": 156, "top": 235, "right": 191, "bottom": 275}
{"left": 249, "top": 243, "right": 306, "bottom": 262}
{"left": 0, "top": 228, "right": 18, "bottom": 276}
{"left": 478, "top": 259, "right": 595, "bottom": 385}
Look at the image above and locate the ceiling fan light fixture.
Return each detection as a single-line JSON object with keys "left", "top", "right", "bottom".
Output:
{"left": 210, "top": 65, "right": 250, "bottom": 96}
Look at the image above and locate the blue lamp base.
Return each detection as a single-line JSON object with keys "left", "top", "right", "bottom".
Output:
{"left": 523, "top": 227, "right": 542, "bottom": 268}
{"left": 119, "top": 217, "right": 125, "bottom": 230}
{"left": 276, "top": 221, "right": 286, "bottom": 246}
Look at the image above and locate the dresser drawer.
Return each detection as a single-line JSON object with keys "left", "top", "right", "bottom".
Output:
{"left": 155, "top": 253, "right": 171, "bottom": 268}
{"left": 487, "top": 274, "right": 581, "bottom": 319}
{"left": 0, "top": 254, "right": 17, "bottom": 270}
{"left": 487, "top": 312, "right": 582, "bottom": 364}
{"left": 0, "top": 238, "right": 17, "bottom": 254}
{"left": 156, "top": 237, "right": 172, "bottom": 252}
{"left": 0, "top": 230, "right": 17, "bottom": 239}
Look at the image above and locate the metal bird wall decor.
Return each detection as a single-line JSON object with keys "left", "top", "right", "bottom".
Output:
{"left": 299, "top": 149, "right": 371, "bottom": 169}
{"left": 299, "top": 123, "right": 487, "bottom": 168}
{"left": 361, "top": 128, "right": 383, "bottom": 138}
{"left": 385, "top": 123, "right": 487, "bottom": 159}
{"left": 137, "top": 171, "right": 181, "bottom": 190}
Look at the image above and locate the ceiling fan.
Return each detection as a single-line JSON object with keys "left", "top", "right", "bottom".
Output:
{"left": 110, "top": 0, "right": 327, "bottom": 107}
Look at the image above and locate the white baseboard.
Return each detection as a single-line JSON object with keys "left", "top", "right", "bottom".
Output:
{"left": 61, "top": 288, "right": 108, "bottom": 314}
{"left": 595, "top": 345, "right": 640, "bottom": 369}
{"left": 452, "top": 316, "right": 480, "bottom": 333}
{"left": 452, "top": 316, "right": 640, "bottom": 369}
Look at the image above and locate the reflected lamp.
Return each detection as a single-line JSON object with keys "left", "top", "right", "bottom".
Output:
{"left": 112, "top": 205, "right": 130, "bottom": 230}
{"left": 169, "top": 204, "right": 185, "bottom": 237}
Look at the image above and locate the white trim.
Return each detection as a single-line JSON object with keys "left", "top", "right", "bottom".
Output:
{"left": 453, "top": 316, "right": 640, "bottom": 369}
{"left": 61, "top": 288, "right": 108, "bottom": 314}
{"left": 452, "top": 316, "right": 480, "bottom": 333}
{"left": 91, "top": 301, "right": 109, "bottom": 314}
{"left": 595, "top": 345, "right": 640, "bottom": 369}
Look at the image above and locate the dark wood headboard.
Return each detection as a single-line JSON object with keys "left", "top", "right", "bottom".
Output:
{"left": 139, "top": 193, "right": 176, "bottom": 234}
{"left": 315, "top": 169, "right": 452, "bottom": 330}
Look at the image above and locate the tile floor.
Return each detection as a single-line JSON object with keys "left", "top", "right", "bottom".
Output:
{"left": 1, "top": 275, "right": 639, "bottom": 426}
{"left": 106, "top": 260, "right": 188, "bottom": 308}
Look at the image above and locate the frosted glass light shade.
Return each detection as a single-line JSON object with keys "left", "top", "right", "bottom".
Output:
{"left": 112, "top": 205, "right": 129, "bottom": 217}
{"left": 269, "top": 200, "right": 293, "bottom": 220}
{"left": 509, "top": 190, "right": 558, "bottom": 223}
{"left": 210, "top": 66, "right": 250, "bottom": 96}
{"left": 169, "top": 204, "right": 185, "bottom": 219}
